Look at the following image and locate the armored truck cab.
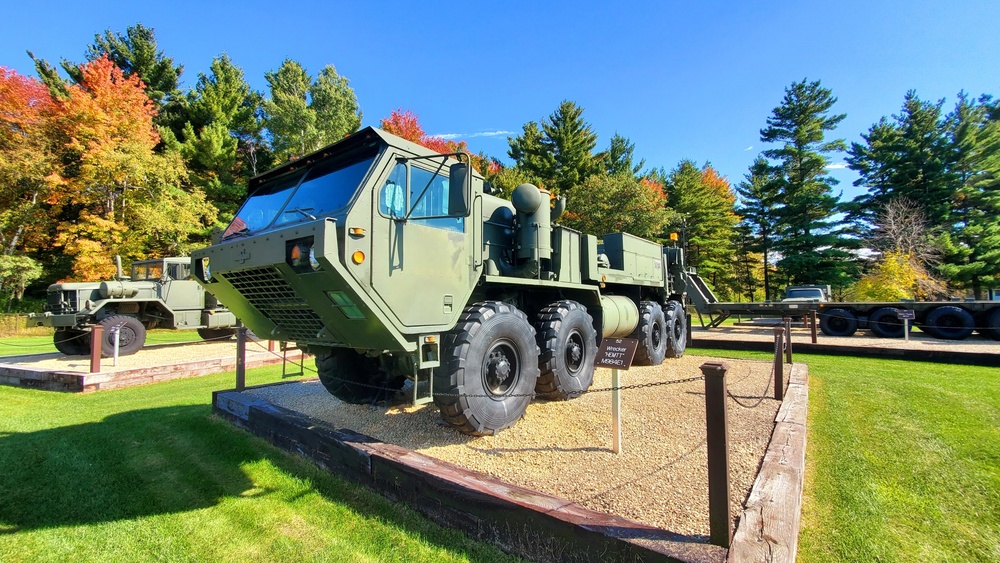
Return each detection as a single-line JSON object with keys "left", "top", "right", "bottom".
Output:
{"left": 193, "top": 127, "right": 688, "bottom": 435}
{"left": 28, "top": 257, "right": 237, "bottom": 356}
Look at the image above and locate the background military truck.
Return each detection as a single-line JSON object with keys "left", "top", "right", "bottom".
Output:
{"left": 192, "top": 127, "right": 689, "bottom": 436}
{"left": 28, "top": 257, "right": 238, "bottom": 356}
{"left": 782, "top": 285, "right": 830, "bottom": 302}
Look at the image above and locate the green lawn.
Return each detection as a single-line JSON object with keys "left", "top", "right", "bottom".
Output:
{"left": 695, "top": 347, "right": 1000, "bottom": 562}
{"left": 0, "top": 359, "right": 518, "bottom": 562}
{"left": 0, "top": 329, "right": 203, "bottom": 357}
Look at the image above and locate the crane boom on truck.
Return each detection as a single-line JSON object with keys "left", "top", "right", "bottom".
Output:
{"left": 192, "top": 127, "right": 689, "bottom": 436}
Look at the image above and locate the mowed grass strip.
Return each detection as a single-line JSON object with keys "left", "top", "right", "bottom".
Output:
{"left": 0, "top": 330, "right": 203, "bottom": 357}
{"left": 695, "top": 347, "right": 1000, "bottom": 562}
{"left": 0, "top": 363, "right": 519, "bottom": 562}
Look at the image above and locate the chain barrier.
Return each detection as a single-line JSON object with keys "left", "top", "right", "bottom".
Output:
{"left": 726, "top": 364, "right": 775, "bottom": 409}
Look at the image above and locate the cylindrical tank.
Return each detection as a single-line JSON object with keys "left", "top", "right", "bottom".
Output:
{"left": 511, "top": 183, "right": 552, "bottom": 261}
{"left": 600, "top": 295, "right": 639, "bottom": 338}
{"left": 100, "top": 281, "right": 139, "bottom": 299}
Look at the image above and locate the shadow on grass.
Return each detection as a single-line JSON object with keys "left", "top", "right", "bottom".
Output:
{"left": 0, "top": 402, "right": 502, "bottom": 561}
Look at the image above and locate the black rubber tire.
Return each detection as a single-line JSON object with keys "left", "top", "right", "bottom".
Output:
{"left": 197, "top": 327, "right": 236, "bottom": 341}
{"left": 923, "top": 306, "right": 975, "bottom": 340}
{"left": 985, "top": 308, "right": 1000, "bottom": 341}
{"left": 53, "top": 329, "right": 91, "bottom": 356}
{"left": 434, "top": 301, "right": 539, "bottom": 436}
{"left": 98, "top": 315, "right": 146, "bottom": 356}
{"left": 535, "top": 300, "right": 597, "bottom": 400}
{"left": 315, "top": 347, "right": 390, "bottom": 404}
{"left": 819, "top": 308, "right": 858, "bottom": 337}
{"left": 867, "top": 307, "right": 908, "bottom": 338}
{"left": 631, "top": 301, "right": 667, "bottom": 366}
{"left": 665, "top": 301, "right": 687, "bottom": 358}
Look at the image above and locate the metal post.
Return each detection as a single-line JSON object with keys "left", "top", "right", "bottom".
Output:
{"left": 773, "top": 327, "right": 784, "bottom": 401}
{"left": 236, "top": 326, "right": 246, "bottom": 391}
{"left": 686, "top": 313, "right": 693, "bottom": 345}
{"left": 89, "top": 324, "right": 102, "bottom": 373}
{"left": 112, "top": 326, "right": 120, "bottom": 367}
{"left": 268, "top": 339, "right": 276, "bottom": 352}
{"left": 810, "top": 310, "right": 818, "bottom": 343}
{"left": 701, "top": 361, "right": 732, "bottom": 548}
{"left": 783, "top": 317, "right": 793, "bottom": 364}
{"left": 904, "top": 319, "right": 910, "bottom": 342}
{"left": 612, "top": 368, "right": 622, "bottom": 454}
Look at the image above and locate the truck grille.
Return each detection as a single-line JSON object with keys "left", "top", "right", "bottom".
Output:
{"left": 222, "top": 267, "right": 326, "bottom": 342}
{"left": 44, "top": 290, "right": 77, "bottom": 314}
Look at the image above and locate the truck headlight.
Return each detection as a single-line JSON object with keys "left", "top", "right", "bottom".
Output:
{"left": 287, "top": 237, "right": 321, "bottom": 272}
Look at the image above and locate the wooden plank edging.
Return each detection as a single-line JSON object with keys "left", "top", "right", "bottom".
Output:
{"left": 728, "top": 363, "right": 808, "bottom": 562}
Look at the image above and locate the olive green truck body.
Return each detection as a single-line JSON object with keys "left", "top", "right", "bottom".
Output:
{"left": 192, "top": 127, "right": 688, "bottom": 435}
{"left": 27, "top": 257, "right": 238, "bottom": 356}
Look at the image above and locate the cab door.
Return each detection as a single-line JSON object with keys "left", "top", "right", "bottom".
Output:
{"left": 370, "top": 160, "right": 473, "bottom": 329}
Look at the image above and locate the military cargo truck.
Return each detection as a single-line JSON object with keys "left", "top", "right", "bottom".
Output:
{"left": 192, "top": 127, "right": 688, "bottom": 436}
{"left": 27, "top": 257, "right": 238, "bottom": 356}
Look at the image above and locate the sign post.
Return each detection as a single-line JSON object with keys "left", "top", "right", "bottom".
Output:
{"left": 897, "top": 309, "right": 915, "bottom": 341}
{"left": 594, "top": 337, "right": 638, "bottom": 454}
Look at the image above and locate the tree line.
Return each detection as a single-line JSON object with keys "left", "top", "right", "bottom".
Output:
{"left": 1, "top": 23, "right": 997, "bottom": 310}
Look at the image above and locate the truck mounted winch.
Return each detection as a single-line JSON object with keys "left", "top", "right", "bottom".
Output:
{"left": 192, "top": 127, "right": 690, "bottom": 435}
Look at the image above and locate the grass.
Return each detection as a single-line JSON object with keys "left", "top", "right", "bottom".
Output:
{"left": 0, "top": 330, "right": 203, "bottom": 357}
{"left": 694, "top": 347, "right": 1000, "bottom": 562}
{"left": 0, "top": 363, "right": 519, "bottom": 562}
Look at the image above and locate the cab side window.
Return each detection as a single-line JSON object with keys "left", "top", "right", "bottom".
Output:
{"left": 379, "top": 163, "right": 464, "bottom": 232}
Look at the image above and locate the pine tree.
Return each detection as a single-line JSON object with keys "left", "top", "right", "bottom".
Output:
{"left": 508, "top": 100, "right": 598, "bottom": 193}
{"left": 309, "top": 65, "right": 362, "bottom": 146}
{"left": 760, "top": 79, "right": 854, "bottom": 288}
{"left": 846, "top": 91, "right": 957, "bottom": 232}
{"left": 602, "top": 133, "right": 645, "bottom": 176}
{"left": 735, "top": 157, "right": 782, "bottom": 299}
{"left": 662, "top": 161, "right": 740, "bottom": 298}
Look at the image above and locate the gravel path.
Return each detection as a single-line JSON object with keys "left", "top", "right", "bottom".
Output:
{"left": 245, "top": 354, "right": 783, "bottom": 537}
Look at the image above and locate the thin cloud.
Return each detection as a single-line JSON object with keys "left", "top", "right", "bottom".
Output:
{"left": 744, "top": 145, "right": 753, "bottom": 151}
{"left": 435, "top": 130, "right": 515, "bottom": 140}
{"left": 826, "top": 162, "right": 848, "bottom": 170}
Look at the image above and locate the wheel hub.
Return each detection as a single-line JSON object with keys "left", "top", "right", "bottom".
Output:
{"left": 484, "top": 342, "right": 518, "bottom": 395}
{"left": 565, "top": 331, "right": 584, "bottom": 373}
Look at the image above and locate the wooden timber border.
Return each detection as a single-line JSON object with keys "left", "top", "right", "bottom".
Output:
{"left": 214, "top": 364, "right": 811, "bottom": 563}
{"left": 728, "top": 363, "right": 808, "bottom": 562}
{"left": 0, "top": 345, "right": 307, "bottom": 392}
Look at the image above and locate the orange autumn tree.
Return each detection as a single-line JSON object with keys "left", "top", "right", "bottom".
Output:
{"left": 379, "top": 108, "right": 495, "bottom": 176}
{"left": 0, "top": 67, "right": 56, "bottom": 257}
{"left": 47, "top": 56, "right": 214, "bottom": 280}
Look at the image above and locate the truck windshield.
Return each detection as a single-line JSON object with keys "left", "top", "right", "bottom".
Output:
{"left": 224, "top": 153, "right": 377, "bottom": 238}
{"left": 785, "top": 289, "right": 822, "bottom": 299}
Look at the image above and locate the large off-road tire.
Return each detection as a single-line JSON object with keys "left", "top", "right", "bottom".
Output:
{"left": 984, "top": 308, "right": 1000, "bottom": 341}
{"left": 819, "top": 308, "right": 858, "bottom": 337}
{"left": 197, "top": 327, "right": 236, "bottom": 341}
{"left": 434, "top": 301, "right": 539, "bottom": 436}
{"left": 535, "top": 300, "right": 597, "bottom": 401}
{"left": 98, "top": 315, "right": 146, "bottom": 356}
{"left": 53, "top": 329, "right": 91, "bottom": 356}
{"left": 315, "top": 347, "right": 390, "bottom": 404}
{"left": 923, "top": 306, "right": 975, "bottom": 340}
{"left": 665, "top": 301, "right": 687, "bottom": 358}
{"left": 867, "top": 307, "right": 909, "bottom": 338}
{"left": 631, "top": 301, "right": 667, "bottom": 366}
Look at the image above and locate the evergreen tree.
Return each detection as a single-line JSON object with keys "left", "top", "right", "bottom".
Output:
{"left": 602, "top": 133, "right": 644, "bottom": 176}
{"left": 508, "top": 100, "right": 598, "bottom": 193}
{"left": 846, "top": 91, "right": 957, "bottom": 232}
{"left": 936, "top": 93, "right": 1000, "bottom": 297}
{"left": 760, "top": 79, "right": 854, "bottom": 288}
{"left": 309, "top": 65, "right": 362, "bottom": 146}
{"left": 662, "top": 161, "right": 740, "bottom": 297}
{"left": 735, "top": 157, "right": 782, "bottom": 299}
{"left": 263, "top": 60, "right": 362, "bottom": 164}
{"left": 177, "top": 54, "right": 267, "bottom": 215}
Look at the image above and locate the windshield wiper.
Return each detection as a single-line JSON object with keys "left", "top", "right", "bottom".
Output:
{"left": 283, "top": 207, "right": 317, "bottom": 220}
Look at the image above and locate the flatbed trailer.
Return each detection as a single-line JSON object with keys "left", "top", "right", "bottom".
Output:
{"left": 685, "top": 271, "right": 1000, "bottom": 341}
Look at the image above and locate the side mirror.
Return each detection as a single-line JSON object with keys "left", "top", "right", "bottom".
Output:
{"left": 449, "top": 162, "right": 471, "bottom": 216}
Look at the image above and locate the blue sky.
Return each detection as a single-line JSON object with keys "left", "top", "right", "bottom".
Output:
{"left": 3, "top": 1, "right": 998, "bottom": 202}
